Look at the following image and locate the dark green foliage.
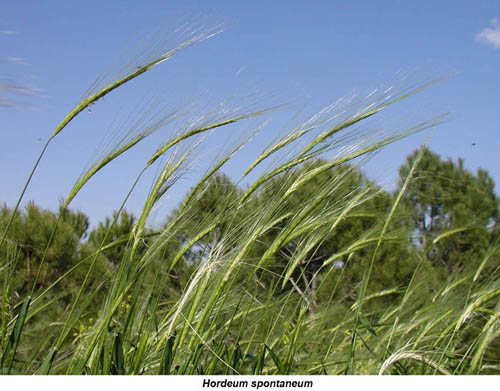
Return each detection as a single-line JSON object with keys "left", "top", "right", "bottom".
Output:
{"left": 399, "top": 146, "right": 499, "bottom": 273}
{"left": 59, "top": 206, "right": 90, "bottom": 240}
{"left": 4, "top": 145, "right": 500, "bottom": 375}
{"left": 0, "top": 203, "right": 96, "bottom": 293}
{"left": 2, "top": 149, "right": 500, "bottom": 375}
{"left": 0, "top": 203, "right": 114, "bottom": 374}
{"left": 243, "top": 160, "right": 417, "bottom": 307}
{"left": 172, "top": 173, "right": 243, "bottom": 262}
{"left": 86, "top": 210, "right": 140, "bottom": 265}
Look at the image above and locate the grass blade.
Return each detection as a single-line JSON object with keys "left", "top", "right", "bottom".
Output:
{"left": 1, "top": 297, "right": 31, "bottom": 375}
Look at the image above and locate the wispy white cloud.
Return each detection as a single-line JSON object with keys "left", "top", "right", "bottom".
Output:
{"left": 0, "top": 97, "right": 36, "bottom": 109}
{"left": 476, "top": 18, "right": 500, "bottom": 49}
{"left": 0, "top": 97, "right": 21, "bottom": 108}
{"left": 0, "top": 77, "right": 43, "bottom": 109}
{"left": 0, "top": 29, "right": 39, "bottom": 109}
{"left": 0, "top": 78, "right": 41, "bottom": 96}
{"left": 234, "top": 65, "right": 246, "bottom": 78}
{"left": 0, "top": 57, "right": 27, "bottom": 65}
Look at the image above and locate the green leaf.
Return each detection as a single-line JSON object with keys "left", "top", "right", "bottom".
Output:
{"left": 111, "top": 333, "right": 125, "bottom": 375}
{"left": 264, "top": 344, "right": 284, "bottom": 374}
{"left": 253, "top": 344, "right": 266, "bottom": 375}
{"left": 1, "top": 297, "right": 31, "bottom": 374}
{"left": 230, "top": 343, "right": 242, "bottom": 374}
{"left": 159, "top": 332, "right": 176, "bottom": 375}
{"left": 36, "top": 347, "right": 57, "bottom": 375}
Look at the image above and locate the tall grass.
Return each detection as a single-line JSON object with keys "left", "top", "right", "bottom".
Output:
{"left": 1, "top": 22, "right": 499, "bottom": 375}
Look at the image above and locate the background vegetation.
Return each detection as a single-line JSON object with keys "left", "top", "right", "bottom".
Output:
{"left": 1, "top": 24, "right": 499, "bottom": 375}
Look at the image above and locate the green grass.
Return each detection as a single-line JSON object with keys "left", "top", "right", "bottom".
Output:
{"left": 1, "top": 22, "right": 499, "bottom": 375}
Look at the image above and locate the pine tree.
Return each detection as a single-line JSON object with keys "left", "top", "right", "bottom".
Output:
{"left": 398, "top": 146, "right": 499, "bottom": 273}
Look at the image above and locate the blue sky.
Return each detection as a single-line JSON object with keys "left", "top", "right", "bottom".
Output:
{"left": 1, "top": 1, "right": 499, "bottom": 227}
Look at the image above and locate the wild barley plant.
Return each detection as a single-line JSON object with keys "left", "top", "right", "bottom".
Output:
{"left": 1, "top": 21, "right": 499, "bottom": 375}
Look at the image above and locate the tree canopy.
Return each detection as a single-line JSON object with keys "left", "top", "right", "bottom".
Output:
{"left": 398, "top": 146, "right": 499, "bottom": 273}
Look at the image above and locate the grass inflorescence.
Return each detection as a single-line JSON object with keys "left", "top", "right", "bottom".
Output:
{"left": 1, "top": 21, "right": 499, "bottom": 376}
